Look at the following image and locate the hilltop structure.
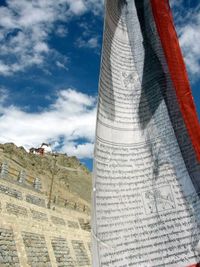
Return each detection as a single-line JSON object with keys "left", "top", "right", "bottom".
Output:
{"left": 29, "top": 143, "right": 52, "bottom": 155}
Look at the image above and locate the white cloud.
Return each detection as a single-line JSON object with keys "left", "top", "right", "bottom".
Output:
{"left": 87, "top": 37, "right": 99, "bottom": 48}
{"left": 62, "top": 142, "right": 94, "bottom": 159}
{"left": 76, "top": 36, "right": 99, "bottom": 49}
{"left": 0, "top": 88, "right": 9, "bottom": 105}
{"left": 66, "top": 0, "right": 87, "bottom": 15}
{"left": 34, "top": 42, "right": 49, "bottom": 53}
{"left": 55, "top": 25, "right": 68, "bottom": 38}
{"left": 76, "top": 20, "right": 101, "bottom": 50}
{"left": 87, "top": 0, "right": 104, "bottom": 15}
{"left": 178, "top": 13, "right": 200, "bottom": 76}
{"left": 169, "top": 0, "right": 183, "bottom": 8}
{"left": 0, "top": 0, "right": 103, "bottom": 76}
{"left": 56, "top": 61, "right": 68, "bottom": 71}
{"left": 170, "top": 0, "right": 200, "bottom": 79}
{"left": 0, "top": 88, "right": 97, "bottom": 159}
{"left": 0, "top": 61, "right": 10, "bottom": 76}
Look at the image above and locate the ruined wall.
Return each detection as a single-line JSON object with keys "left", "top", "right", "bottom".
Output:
{"left": 0, "top": 176, "right": 91, "bottom": 267}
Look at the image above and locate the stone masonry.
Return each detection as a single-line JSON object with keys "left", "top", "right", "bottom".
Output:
{"left": 0, "top": 177, "right": 91, "bottom": 267}
{"left": 51, "top": 237, "right": 74, "bottom": 267}
{"left": 72, "top": 240, "right": 90, "bottom": 266}
{"left": 22, "top": 232, "right": 51, "bottom": 267}
{"left": 0, "top": 228, "right": 20, "bottom": 267}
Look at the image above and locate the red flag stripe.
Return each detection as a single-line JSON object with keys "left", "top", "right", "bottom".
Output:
{"left": 150, "top": 0, "right": 200, "bottom": 161}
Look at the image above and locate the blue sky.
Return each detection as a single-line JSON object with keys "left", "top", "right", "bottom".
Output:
{"left": 0, "top": 0, "right": 199, "bottom": 171}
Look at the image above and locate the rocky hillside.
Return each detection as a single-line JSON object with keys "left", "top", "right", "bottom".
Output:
{"left": 0, "top": 143, "right": 92, "bottom": 210}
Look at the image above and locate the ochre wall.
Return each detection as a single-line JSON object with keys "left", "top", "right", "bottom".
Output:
{"left": 0, "top": 177, "right": 91, "bottom": 267}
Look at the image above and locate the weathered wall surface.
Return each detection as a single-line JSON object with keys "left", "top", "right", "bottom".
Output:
{"left": 0, "top": 177, "right": 91, "bottom": 267}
